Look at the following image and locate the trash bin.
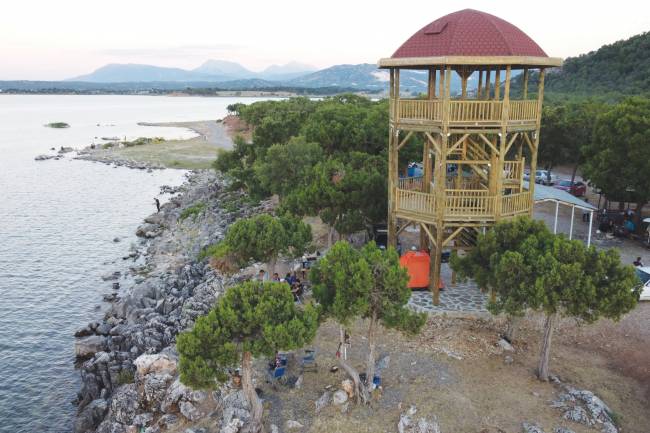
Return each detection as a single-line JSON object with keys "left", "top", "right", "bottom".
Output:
{"left": 399, "top": 250, "right": 430, "bottom": 288}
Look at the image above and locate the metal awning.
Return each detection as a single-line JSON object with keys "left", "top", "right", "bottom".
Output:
{"left": 524, "top": 181, "right": 597, "bottom": 211}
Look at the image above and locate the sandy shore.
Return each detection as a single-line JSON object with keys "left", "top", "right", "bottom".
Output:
{"left": 77, "top": 120, "right": 234, "bottom": 170}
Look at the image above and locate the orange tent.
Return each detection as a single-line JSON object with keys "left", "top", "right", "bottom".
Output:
{"left": 399, "top": 250, "right": 430, "bottom": 289}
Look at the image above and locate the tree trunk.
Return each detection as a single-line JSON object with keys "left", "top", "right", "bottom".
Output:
{"left": 327, "top": 225, "right": 335, "bottom": 249}
{"left": 537, "top": 313, "right": 555, "bottom": 381}
{"left": 365, "top": 312, "right": 378, "bottom": 393}
{"left": 569, "top": 163, "right": 579, "bottom": 185}
{"left": 241, "top": 351, "right": 264, "bottom": 433}
{"left": 504, "top": 315, "right": 519, "bottom": 342}
{"left": 338, "top": 357, "right": 369, "bottom": 404}
{"left": 268, "top": 256, "right": 277, "bottom": 276}
{"left": 635, "top": 201, "right": 646, "bottom": 234}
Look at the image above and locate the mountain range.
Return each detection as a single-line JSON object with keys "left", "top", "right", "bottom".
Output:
{"left": 65, "top": 61, "right": 460, "bottom": 94}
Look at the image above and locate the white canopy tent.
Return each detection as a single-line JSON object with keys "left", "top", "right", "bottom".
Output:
{"left": 525, "top": 182, "right": 598, "bottom": 246}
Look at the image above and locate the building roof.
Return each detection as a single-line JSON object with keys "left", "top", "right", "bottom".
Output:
{"left": 379, "top": 9, "right": 562, "bottom": 68}
{"left": 525, "top": 182, "right": 597, "bottom": 211}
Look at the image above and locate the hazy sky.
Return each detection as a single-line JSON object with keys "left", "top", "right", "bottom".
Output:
{"left": 1, "top": 0, "right": 648, "bottom": 80}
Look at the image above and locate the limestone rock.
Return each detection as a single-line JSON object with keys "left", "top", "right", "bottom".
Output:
{"left": 74, "top": 398, "right": 108, "bottom": 433}
{"left": 179, "top": 401, "right": 203, "bottom": 422}
{"left": 314, "top": 391, "right": 331, "bottom": 414}
{"left": 110, "top": 384, "right": 140, "bottom": 425}
{"left": 341, "top": 379, "right": 354, "bottom": 397}
{"left": 332, "top": 390, "right": 348, "bottom": 405}
{"left": 522, "top": 422, "right": 546, "bottom": 433}
{"left": 221, "top": 418, "right": 244, "bottom": 433}
{"left": 134, "top": 353, "right": 177, "bottom": 377}
{"left": 498, "top": 338, "right": 515, "bottom": 352}
{"left": 75, "top": 335, "right": 107, "bottom": 358}
{"left": 285, "top": 420, "right": 304, "bottom": 430}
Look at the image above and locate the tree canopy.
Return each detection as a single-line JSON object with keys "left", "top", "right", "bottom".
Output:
{"left": 582, "top": 97, "right": 650, "bottom": 225}
{"left": 221, "top": 213, "right": 312, "bottom": 271}
{"left": 451, "top": 216, "right": 640, "bottom": 380}
{"left": 177, "top": 281, "right": 319, "bottom": 431}
{"left": 310, "top": 241, "right": 425, "bottom": 401}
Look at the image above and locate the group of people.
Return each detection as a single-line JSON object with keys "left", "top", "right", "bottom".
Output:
{"left": 256, "top": 269, "right": 305, "bottom": 301}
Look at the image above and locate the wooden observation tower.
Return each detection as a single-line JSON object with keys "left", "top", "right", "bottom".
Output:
{"left": 379, "top": 9, "right": 562, "bottom": 304}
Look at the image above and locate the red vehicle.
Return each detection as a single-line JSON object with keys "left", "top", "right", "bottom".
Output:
{"left": 554, "top": 179, "right": 587, "bottom": 197}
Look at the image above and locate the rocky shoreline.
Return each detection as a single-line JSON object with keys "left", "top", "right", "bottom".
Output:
{"left": 73, "top": 170, "right": 266, "bottom": 433}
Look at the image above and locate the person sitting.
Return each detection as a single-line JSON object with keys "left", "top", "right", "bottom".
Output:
{"left": 634, "top": 257, "right": 644, "bottom": 267}
{"left": 257, "top": 269, "right": 267, "bottom": 282}
{"left": 271, "top": 272, "right": 280, "bottom": 282}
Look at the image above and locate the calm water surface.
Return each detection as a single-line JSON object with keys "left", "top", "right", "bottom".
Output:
{"left": 0, "top": 95, "right": 271, "bottom": 433}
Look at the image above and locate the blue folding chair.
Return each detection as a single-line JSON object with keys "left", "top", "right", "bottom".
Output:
{"left": 301, "top": 349, "right": 317, "bottom": 372}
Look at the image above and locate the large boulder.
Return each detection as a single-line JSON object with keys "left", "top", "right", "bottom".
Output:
{"left": 134, "top": 353, "right": 177, "bottom": 378}
{"left": 75, "top": 336, "right": 107, "bottom": 358}
{"left": 161, "top": 378, "right": 191, "bottom": 413}
{"left": 398, "top": 406, "right": 441, "bottom": 433}
{"left": 142, "top": 373, "right": 174, "bottom": 411}
{"left": 179, "top": 401, "right": 203, "bottom": 422}
{"left": 110, "top": 384, "right": 140, "bottom": 425}
{"left": 74, "top": 399, "right": 108, "bottom": 433}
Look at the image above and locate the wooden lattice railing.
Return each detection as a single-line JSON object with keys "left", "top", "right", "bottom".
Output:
{"left": 395, "top": 188, "right": 531, "bottom": 220}
{"left": 393, "top": 99, "right": 538, "bottom": 125}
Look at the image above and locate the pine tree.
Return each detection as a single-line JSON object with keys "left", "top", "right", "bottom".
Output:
{"left": 451, "top": 216, "right": 640, "bottom": 381}
{"left": 177, "top": 281, "right": 319, "bottom": 432}
{"left": 310, "top": 241, "right": 425, "bottom": 402}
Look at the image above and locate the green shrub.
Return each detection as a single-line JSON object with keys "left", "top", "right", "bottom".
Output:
{"left": 179, "top": 202, "right": 206, "bottom": 221}
{"left": 116, "top": 369, "right": 134, "bottom": 385}
{"left": 198, "top": 242, "right": 229, "bottom": 261}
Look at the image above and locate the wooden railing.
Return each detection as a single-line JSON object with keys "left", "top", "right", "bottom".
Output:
{"left": 395, "top": 189, "right": 436, "bottom": 216}
{"left": 501, "top": 191, "right": 532, "bottom": 216}
{"left": 397, "top": 99, "right": 442, "bottom": 122}
{"left": 509, "top": 100, "right": 538, "bottom": 122}
{"left": 449, "top": 100, "right": 502, "bottom": 123}
{"left": 503, "top": 160, "right": 524, "bottom": 182}
{"left": 395, "top": 187, "right": 532, "bottom": 220}
{"left": 398, "top": 176, "right": 424, "bottom": 190}
{"left": 445, "top": 190, "right": 495, "bottom": 218}
{"left": 393, "top": 99, "right": 538, "bottom": 126}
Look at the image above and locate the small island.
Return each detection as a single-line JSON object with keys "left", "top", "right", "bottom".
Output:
{"left": 45, "top": 122, "right": 70, "bottom": 128}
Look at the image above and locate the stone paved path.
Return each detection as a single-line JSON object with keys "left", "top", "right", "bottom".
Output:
{"left": 408, "top": 264, "right": 487, "bottom": 314}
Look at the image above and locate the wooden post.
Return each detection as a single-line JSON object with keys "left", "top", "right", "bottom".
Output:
{"left": 522, "top": 68, "right": 529, "bottom": 99}
{"left": 495, "top": 69, "right": 501, "bottom": 100}
{"left": 388, "top": 69, "right": 398, "bottom": 246}
{"left": 528, "top": 68, "right": 545, "bottom": 216}
{"left": 461, "top": 69, "right": 468, "bottom": 99}
{"left": 495, "top": 66, "right": 511, "bottom": 219}
{"left": 484, "top": 68, "right": 491, "bottom": 99}
{"left": 430, "top": 66, "right": 451, "bottom": 306}
{"left": 428, "top": 67, "right": 436, "bottom": 99}
{"left": 477, "top": 70, "right": 483, "bottom": 99}
{"left": 420, "top": 133, "right": 433, "bottom": 249}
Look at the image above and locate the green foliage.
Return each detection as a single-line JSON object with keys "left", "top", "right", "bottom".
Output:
{"left": 177, "top": 281, "right": 319, "bottom": 389}
{"left": 223, "top": 214, "right": 311, "bottom": 267}
{"left": 451, "top": 216, "right": 640, "bottom": 321}
{"left": 116, "top": 369, "right": 134, "bottom": 385}
{"left": 198, "top": 242, "right": 229, "bottom": 261}
{"left": 253, "top": 137, "right": 325, "bottom": 197}
{"left": 122, "top": 136, "right": 165, "bottom": 147}
{"left": 311, "top": 241, "right": 425, "bottom": 333}
{"left": 226, "top": 102, "right": 246, "bottom": 116}
{"left": 582, "top": 97, "right": 650, "bottom": 212}
{"left": 282, "top": 152, "right": 387, "bottom": 235}
{"left": 179, "top": 202, "right": 206, "bottom": 221}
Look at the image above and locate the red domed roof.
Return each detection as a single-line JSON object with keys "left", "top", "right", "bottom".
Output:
{"left": 392, "top": 9, "right": 547, "bottom": 59}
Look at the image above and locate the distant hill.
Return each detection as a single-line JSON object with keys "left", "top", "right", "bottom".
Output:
{"left": 288, "top": 63, "right": 463, "bottom": 94}
{"left": 511, "top": 32, "right": 650, "bottom": 98}
{"left": 545, "top": 32, "right": 650, "bottom": 96}
{"left": 70, "top": 60, "right": 318, "bottom": 84}
{"left": 193, "top": 60, "right": 255, "bottom": 78}
{"left": 67, "top": 63, "right": 227, "bottom": 83}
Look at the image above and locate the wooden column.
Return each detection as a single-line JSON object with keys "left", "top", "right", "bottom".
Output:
{"left": 388, "top": 69, "right": 398, "bottom": 246}
{"left": 477, "top": 70, "right": 484, "bottom": 99}
{"left": 428, "top": 67, "right": 437, "bottom": 99}
{"left": 495, "top": 66, "right": 511, "bottom": 220}
{"left": 484, "top": 68, "right": 491, "bottom": 99}
{"left": 420, "top": 134, "right": 433, "bottom": 249}
{"left": 430, "top": 66, "right": 451, "bottom": 306}
{"left": 522, "top": 68, "right": 529, "bottom": 99}
{"left": 495, "top": 69, "right": 501, "bottom": 100}
{"left": 528, "top": 68, "right": 545, "bottom": 216}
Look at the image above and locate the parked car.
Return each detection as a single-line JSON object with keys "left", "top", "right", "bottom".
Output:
{"left": 634, "top": 267, "right": 650, "bottom": 301}
{"left": 523, "top": 169, "right": 557, "bottom": 185}
{"left": 554, "top": 179, "right": 587, "bottom": 197}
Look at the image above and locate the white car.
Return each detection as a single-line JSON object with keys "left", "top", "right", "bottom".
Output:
{"left": 635, "top": 267, "right": 650, "bottom": 301}
{"left": 523, "top": 169, "right": 558, "bottom": 185}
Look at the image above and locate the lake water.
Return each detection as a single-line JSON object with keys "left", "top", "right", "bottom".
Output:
{"left": 0, "top": 95, "right": 272, "bottom": 433}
